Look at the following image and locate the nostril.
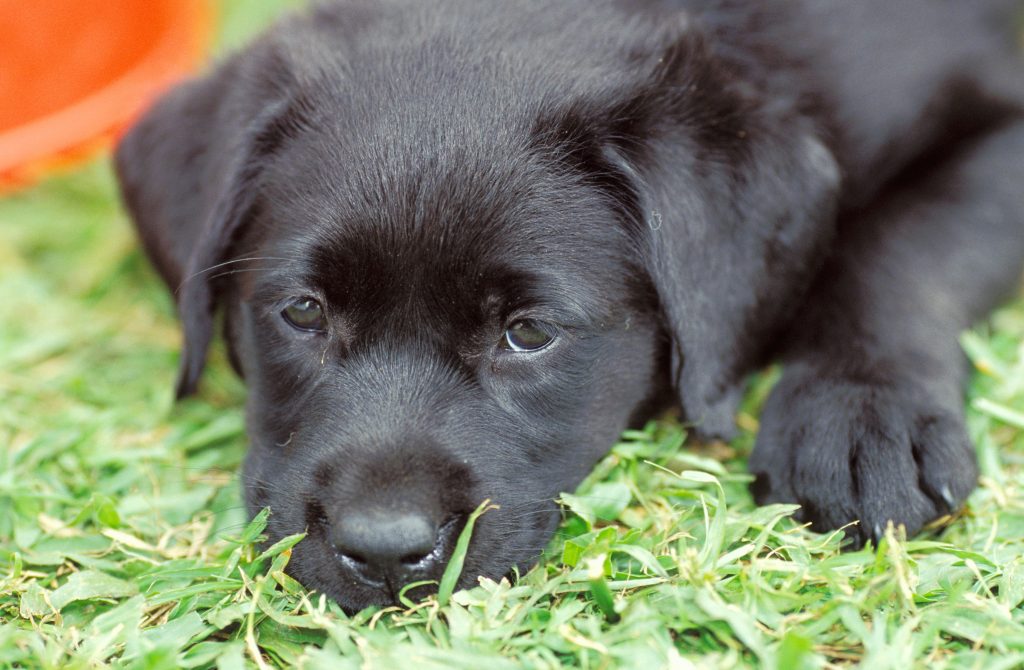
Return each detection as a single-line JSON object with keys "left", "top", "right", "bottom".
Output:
{"left": 400, "top": 551, "right": 430, "bottom": 566}
{"left": 333, "top": 545, "right": 363, "bottom": 567}
{"left": 345, "top": 551, "right": 369, "bottom": 566}
{"left": 399, "top": 514, "right": 464, "bottom": 566}
{"left": 436, "top": 514, "right": 465, "bottom": 543}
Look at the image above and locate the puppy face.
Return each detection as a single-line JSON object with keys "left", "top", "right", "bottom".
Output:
{"left": 116, "top": 0, "right": 838, "bottom": 611}
{"left": 227, "top": 124, "right": 666, "bottom": 608}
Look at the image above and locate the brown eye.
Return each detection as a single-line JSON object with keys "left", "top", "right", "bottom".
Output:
{"left": 502, "top": 320, "right": 555, "bottom": 352}
{"left": 282, "top": 297, "right": 326, "bottom": 332}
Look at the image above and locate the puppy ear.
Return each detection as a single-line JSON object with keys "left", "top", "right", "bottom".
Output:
{"left": 116, "top": 47, "right": 305, "bottom": 398}
{"left": 548, "top": 29, "right": 841, "bottom": 438}
{"left": 643, "top": 132, "right": 840, "bottom": 439}
{"left": 641, "top": 35, "right": 840, "bottom": 438}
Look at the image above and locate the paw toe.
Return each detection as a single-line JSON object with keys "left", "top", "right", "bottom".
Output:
{"left": 748, "top": 372, "right": 978, "bottom": 544}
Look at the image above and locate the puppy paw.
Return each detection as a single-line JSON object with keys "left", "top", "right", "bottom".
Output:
{"left": 749, "top": 362, "right": 977, "bottom": 547}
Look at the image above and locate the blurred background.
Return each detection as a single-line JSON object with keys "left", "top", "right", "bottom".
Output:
{"left": 0, "top": 0, "right": 303, "bottom": 191}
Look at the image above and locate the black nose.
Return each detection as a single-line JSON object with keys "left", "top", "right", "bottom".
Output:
{"left": 331, "top": 509, "right": 448, "bottom": 586}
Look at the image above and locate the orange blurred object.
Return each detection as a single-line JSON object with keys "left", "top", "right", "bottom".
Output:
{"left": 0, "top": 0, "right": 212, "bottom": 191}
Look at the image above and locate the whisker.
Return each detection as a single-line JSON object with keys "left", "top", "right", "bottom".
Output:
{"left": 205, "top": 267, "right": 280, "bottom": 283}
{"left": 174, "top": 255, "right": 298, "bottom": 294}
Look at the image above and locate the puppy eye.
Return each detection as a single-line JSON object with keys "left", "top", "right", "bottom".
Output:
{"left": 501, "top": 320, "right": 555, "bottom": 352}
{"left": 282, "top": 297, "right": 326, "bottom": 332}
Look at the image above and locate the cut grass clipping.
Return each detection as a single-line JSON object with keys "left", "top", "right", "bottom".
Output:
{"left": 2, "top": 1, "right": 1024, "bottom": 667}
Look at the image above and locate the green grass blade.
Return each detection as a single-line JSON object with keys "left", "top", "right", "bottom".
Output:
{"left": 436, "top": 499, "right": 497, "bottom": 606}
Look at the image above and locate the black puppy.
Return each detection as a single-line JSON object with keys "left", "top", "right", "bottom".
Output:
{"left": 116, "top": 0, "right": 1024, "bottom": 611}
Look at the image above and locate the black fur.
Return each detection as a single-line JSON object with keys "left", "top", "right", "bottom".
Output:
{"left": 116, "top": 0, "right": 1024, "bottom": 611}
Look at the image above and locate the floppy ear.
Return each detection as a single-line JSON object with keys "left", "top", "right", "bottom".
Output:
{"left": 547, "top": 30, "right": 841, "bottom": 438}
{"left": 116, "top": 45, "right": 307, "bottom": 398}
{"left": 641, "top": 130, "right": 840, "bottom": 439}
{"left": 637, "top": 35, "right": 841, "bottom": 438}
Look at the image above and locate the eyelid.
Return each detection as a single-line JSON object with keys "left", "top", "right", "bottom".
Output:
{"left": 503, "top": 315, "right": 574, "bottom": 338}
{"left": 268, "top": 287, "right": 321, "bottom": 308}
{"left": 504, "top": 303, "right": 590, "bottom": 329}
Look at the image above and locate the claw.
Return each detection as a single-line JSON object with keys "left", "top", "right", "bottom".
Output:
{"left": 940, "top": 485, "right": 956, "bottom": 512}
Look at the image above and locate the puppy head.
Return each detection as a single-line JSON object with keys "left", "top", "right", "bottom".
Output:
{"left": 116, "top": 1, "right": 838, "bottom": 611}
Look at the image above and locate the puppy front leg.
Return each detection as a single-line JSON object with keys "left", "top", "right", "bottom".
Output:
{"left": 750, "top": 120, "right": 1024, "bottom": 546}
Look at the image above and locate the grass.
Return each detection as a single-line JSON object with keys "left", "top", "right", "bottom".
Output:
{"left": 2, "top": 3, "right": 1024, "bottom": 668}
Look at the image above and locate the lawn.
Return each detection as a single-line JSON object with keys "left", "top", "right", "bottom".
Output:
{"left": 2, "top": 2, "right": 1024, "bottom": 668}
